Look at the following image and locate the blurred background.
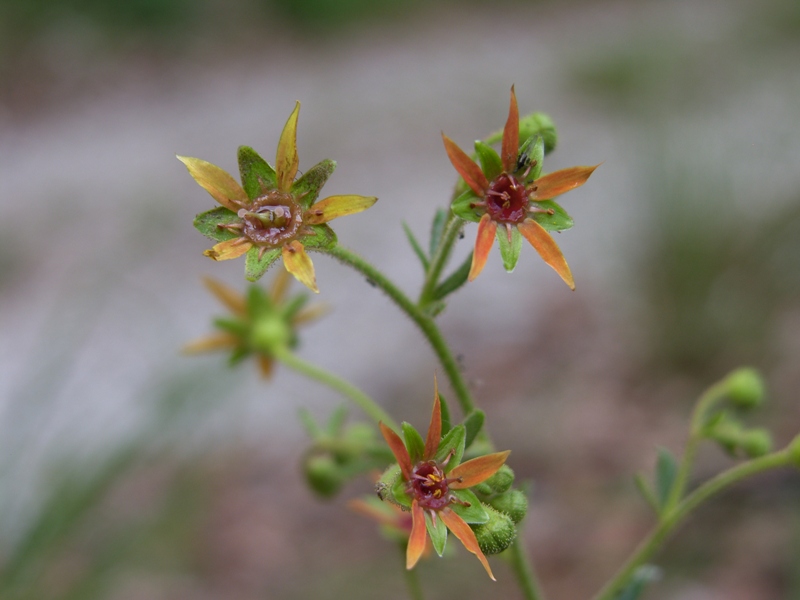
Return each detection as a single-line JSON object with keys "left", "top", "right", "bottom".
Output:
{"left": 1, "top": 0, "right": 800, "bottom": 598}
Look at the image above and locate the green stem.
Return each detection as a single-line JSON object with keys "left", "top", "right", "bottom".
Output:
{"left": 508, "top": 536, "right": 547, "bottom": 600}
{"left": 592, "top": 449, "right": 793, "bottom": 600}
{"left": 275, "top": 347, "right": 399, "bottom": 431}
{"left": 400, "top": 544, "right": 425, "bottom": 600}
{"left": 418, "top": 215, "right": 463, "bottom": 307}
{"left": 323, "top": 245, "right": 476, "bottom": 416}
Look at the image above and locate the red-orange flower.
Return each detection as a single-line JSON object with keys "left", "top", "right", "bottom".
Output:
{"left": 378, "top": 382, "right": 510, "bottom": 580}
{"left": 444, "top": 86, "right": 599, "bottom": 289}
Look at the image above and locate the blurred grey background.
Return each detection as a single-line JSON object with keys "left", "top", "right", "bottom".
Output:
{"left": 1, "top": 0, "right": 800, "bottom": 598}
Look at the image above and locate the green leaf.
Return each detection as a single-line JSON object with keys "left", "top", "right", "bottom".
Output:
{"left": 299, "top": 224, "right": 338, "bottom": 251}
{"left": 438, "top": 392, "right": 452, "bottom": 436}
{"left": 228, "top": 346, "right": 250, "bottom": 366}
{"left": 436, "top": 424, "right": 465, "bottom": 471}
{"left": 280, "top": 294, "right": 310, "bottom": 321}
{"left": 633, "top": 473, "right": 659, "bottom": 514}
{"left": 244, "top": 246, "right": 281, "bottom": 282}
{"left": 326, "top": 405, "right": 348, "bottom": 436}
{"left": 425, "top": 511, "right": 448, "bottom": 556}
{"left": 212, "top": 317, "right": 248, "bottom": 338}
{"left": 402, "top": 222, "right": 429, "bottom": 271}
{"left": 298, "top": 408, "right": 323, "bottom": 438}
{"left": 292, "top": 159, "right": 337, "bottom": 209}
{"left": 463, "top": 410, "right": 485, "bottom": 450}
{"left": 655, "top": 447, "right": 678, "bottom": 507}
{"left": 530, "top": 200, "right": 574, "bottom": 232}
{"left": 451, "top": 190, "right": 482, "bottom": 223}
{"left": 450, "top": 489, "right": 489, "bottom": 524}
{"left": 496, "top": 225, "right": 522, "bottom": 272}
{"left": 391, "top": 475, "right": 412, "bottom": 509}
{"left": 402, "top": 422, "right": 425, "bottom": 464}
{"left": 238, "top": 146, "right": 277, "bottom": 200}
{"left": 429, "top": 208, "right": 448, "bottom": 257}
{"left": 615, "top": 565, "right": 661, "bottom": 600}
{"left": 194, "top": 207, "right": 241, "bottom": 242}
{"left": 518, "top": 135, "right": 544, "bottom": 182}
{"left": 474, "top": 140, "right": 502, "bottom": 181}
{"left": 433, "top": 252, "right": 472, "bottom": 301}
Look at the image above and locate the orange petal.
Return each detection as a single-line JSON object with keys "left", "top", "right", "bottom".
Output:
{"left": 468, "top": 214, "right": 497, "bottom": 281}
{"left": 379, "top": 422, "right": 413, "bottom": 481}
{"left": 177, "top": 156, "right": 248, "bottom": 212}
{"left": 423, "top": 377, "right": 442, "bottom": 460}
{"left": 202, "top": 276, "right": 246, "bottom": 316}
{"left": 348, "top": 499, "right": 402, "bottom": 529}
{"left": 517, "top": 220, "right": 575, "bottom": 290}
{"left": 269, "top": 268, "right": 292, "bottom": 304}
{"left": 407, "top": 501, "right": 427, "bottom": 570}
{"left": 203, "top": 237, "right": 253, "bottom": 261}
{"left": 442, "top": 133, "right": 489, "bottom": 196}
{"left": 182, "top": 332, "right": 238, "bottom": 354}
{"left": 501, "top": 85, "right": 519, "bottom": 173}
{"left": 276, "top": 102, "right": 300, "bottom": 192}
{"left": 449, "top": 450, "right": 511, "bottom": 489}
{"left": 529, "top": 164, "right": 600, "bottom": 200}
{"left": 305, "top": 195, "right": 378, "bottom": 225}
{"left": 292, "top": 304, "right": 330, "bottom": 327}
{"left": 440, "top": 508, "right": 496, "bottom": 581}
{"left": 281, "top": 240, "right": 318, "bottom": 293}
{"left": 257, "top": 355, "right": 274, "bottom": 378}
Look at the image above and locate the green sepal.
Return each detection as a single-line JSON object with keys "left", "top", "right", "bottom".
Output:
{"left": 244, "top": 246, "right": 282, "bottom": 282}
{"left": 450, "top": 489, "right": 489, "bottom": 524}
{"left": 281, "top": 293, "right": 310, "bottom": 321}
{"left": 376, "top": 464, "right": 401, "bottom": 503}
{"left": 474, "top": 140, "right": 502, "bottom": 181}
{"left": 438, "top": 392, "right": 452, "bottom": 435}
{"left": 402, "top": 222, "right": 429, "bottom": 271}
{"left": 655, "top": 447, "right": 678, "bottom": 507}
{"left": 299, "top": 223, "right": 338, "bottom": 251}
{"left": 228, "top": 345, "right": 250, "bottom": 367}
{"left": 194, "top": 207, "right": 241, "bottom": 242}
{"left": 435, "top": 424, "right": 465, "bottom": 471}
{"left": 433, "top": 251, "right": 472, "bottom": 301}
{"left": 238, "top": 146, "right": 277, "bottom": 200}
{"left": 496, "top": 226, "right": 522, "bottom": 272}
{"left": 463, "top": 410, "right": 485, "bottom": 450}
{"left": 291, "top": 159, "right": 337, "bottom": 209}
{"left": 530, "top": 200, "right": 574, "bottom": 232}
{"left": 616, "top": 565, "right": 661, "bottom": 600}
{"left": 245, "top": 284, "right": 270, "bottom": 316}
{"left": 212, "top": 316, "right": 248, "bottom": 338}
{"left": 425, "top": 511, "right": 448, "bottom": 556}
{"left": 518, "top": 135, "right": 544, "bottom": 182}
{"left": 518, "top": 112, "right": 557, "bottom": 155}
{"left": 429, "top": 208, "right": 448, "bottom": 257}
{"left": 391, "top": 474, "right": 413, "bottom": 509}
{"left": 451, "top": 190, "right": 482, "bottom": 223}
{"left": 326, "top": 405, "right": 349, "bottom": 436}
{"left": 402, "top": 422, "right": 425, "bottom": 463}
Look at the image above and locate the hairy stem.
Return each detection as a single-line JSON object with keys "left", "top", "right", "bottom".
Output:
{"left": 508, "top": 536, "right": 547, "bottom": 600}
{"left": 418, "top": 214, "right": 463, "bottom": 307}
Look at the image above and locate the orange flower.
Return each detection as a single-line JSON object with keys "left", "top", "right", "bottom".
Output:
{"left": 378, "top": 381, "right": 510, "bottom": 580}
{"left": 444, "top": 86, "right": 599, "bottom": 289}
{"left": 179, "top": 102, "right": 377, "bottom": 292}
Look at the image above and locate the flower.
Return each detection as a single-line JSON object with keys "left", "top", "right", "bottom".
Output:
{"left": 178, "top": 102, "right": 377, "bottom": 292}
{"left": 378, "top": 382, "right": 511, "bottom": 580}
{"left": 183, "top": 269, "right": 326, "bottom": 377}
{"left": 443, "top": 86, "right": 599, "bottom": 288}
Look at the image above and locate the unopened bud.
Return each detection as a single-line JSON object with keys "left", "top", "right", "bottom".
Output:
{"left": 740, "top": 429, "right": 772, "bottom": 458}
{"left": 304, "top": 454, "right": 343, "bottom": 499}
{"left": 473, "top": 504, "right": 517, "bottom": 555}
{"left": 480, "top": 465, "right": 515, "bottom": 495}
{"left": 488, "top": 489, "right": 528, "bottom": 524}
{"left": 724, "top": 367, "right": 765, "bottom": 409}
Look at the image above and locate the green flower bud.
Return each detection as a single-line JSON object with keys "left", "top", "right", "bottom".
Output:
{"left": 304, "top": 454, "right": 343, "bottom": 499}
{"left": 724, "top": 367, "right": 765, "bottom": 409}
{"left": 487, "top": 488, "right": 529, "bottom": 524}
{"left": 480, "top": 465, "right": 515, "bottom": 496}
{"left": 788, "top": 434, "right": 800, "bottom": 469}
{"left": 740, "top": 429, "right": 772, "bottom": 458}
{"left": 250, "top": 314, "right": 292, "bottom": 353}
{"left": 518, "top": 112, "right": 557, "bottom": 155}
{"left": 473, "top": 504, "right": 517, "bottom": 555}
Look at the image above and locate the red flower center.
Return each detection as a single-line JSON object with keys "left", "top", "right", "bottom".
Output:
{"left": 484, "top": 173, "right": 528, "bottom": 224}
{"left": 240, "top": 191, "right": 303, "bottom": 246}
{"left": 409, "top": 461, "right": 452, "bottom": 511}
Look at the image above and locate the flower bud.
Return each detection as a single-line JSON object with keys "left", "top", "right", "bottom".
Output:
{"left": 473, "top": 504, "right": 517, "bottom": 555}
{"left": 519, "top": 112, "right": 557, "bottom": 154}
{"left": 723, "top": 367, "right": 765, "bottom": 409}
{"left": 740, "top": 429, "right": 772, "bottom": 458}
{"left": 487, "top": 488, "right": 529, "bottom": 524}
{"left": 477, "top": 465, "right": 515, "bottom": 496}
{"left": 304, "top": 454, "right": 343, "bottom": 499}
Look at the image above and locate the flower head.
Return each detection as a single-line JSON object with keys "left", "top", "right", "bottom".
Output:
{"left": 179, "top": 102, "right": 377, "bottom": 292}
{"left": 378, "top": 381, "right": 510, "bottom": 580}
{"left": 183, "top": 270, "right": 326, "bottom": 377}
{"left": 444, "top": 86, "right": 599, "bottom": 288}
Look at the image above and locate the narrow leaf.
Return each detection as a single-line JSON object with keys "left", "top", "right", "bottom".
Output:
{"left": 402, "top": 422, "right": 425, "bottom": 464}
{"left": 463, "top": 410, "right": 485, "bottom": 449}
{"left": 429, "top": 208, "right": 448, "bottom": 257}
{"left": 633, "top": 473, "right": 659, "bottom": 514}
{"left": 616, "top": 565, "right": 661, "bottom": 600}
{"left": 655, "top": 447, "right": 678, "bottom": 507}
{"left": 326, "top": 405, "right": 348, "bottom": 436}
{"left": 433, "top": 251, "right": 472, "bottom": 301}
{"left": 438, "top": 392, "right": 452, "bottom": 435}
{"left": 403, "top": 222, "right": 430, "bottom": 270}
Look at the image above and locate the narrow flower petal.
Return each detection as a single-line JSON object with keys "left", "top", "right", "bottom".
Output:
{"left": 501, "top": 85, "right": 520, "bottom": 173}
{"left": 292, "top": 304, "right": 330, "bottom": 326}
{"left": 281, "top": 240, "right": 318, "bottom": 293}
{"left": 407, "top": 501, "right": 427, "bottom": 570}
{"left": 380, "top": 422, "right": 413, "bottom": 480}
{"left": 517, "top": 219, "right": 575, "bottom": 290}
{"left": 304, "top": 195, "right": 378, "bottom": 225}
{"left": 269, "top": 268, "right": 292, "bottom": 304}
{"left": 449, "top": 450, "right": 511, "bottom": 489}
{"left": 202, "top": 276, "right": 246, "bottom": 317}
{"left": 203, "top": 237, "right": 253, "bottom": 261}
{"left": 177, "top": 156, "right": 248, "bottom": 212}
{"left": 468, "top": 214, "right": 497, "bottom": 281}
{"left": 276, "top": 102, "right": 300, "bottom": 192}
{"left": 440, "top": 509, "right": 496, "bottom": 581}
{"left": 423, "top": 378, "right": 442, "bottom": 460}
{"left": 529, "top": 165, "right": 600, "bottom": 200}
{"left": 182, "top": 332, "right": 238, "bottom": 354}
{"left": 257, "top": 355, "right": 274, "bottom": 378}
{"left": 348, "top": 499, "right": 403, "bottom": 529}
{"left": 442, "top": 133, "right": 489, "bottom": 196}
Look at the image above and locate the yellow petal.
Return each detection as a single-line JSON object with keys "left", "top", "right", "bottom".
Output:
{"left": 449, "top": 450, "right": 511, "bottom": 489}
{"left": 276, "top": 102, "right": 300, "bottom": 192}
{"left": 304, "top": 195, "right": 378, "bottom": 225}
{"left": 177, "top": 155, "right": 248, "bottom": 212}
{"left": 203, "top": 238, "right": 253, "bottom": 261}
{"left": 501, "top": 85, "right": 520, "bottom": 173}
{"left": 529, "top": 164, "right": 600, "bottom": 200}
{"left": 440, "top": 509, "right": 496, "bottom": 581}
{"left": 517, "top": 220, "right": 575, "bottom": 290}
{"left": 281, "top": 240, "right": 318, "bottom": 293}
{"left": 468, "top": 214, "right": 497, "bottom": 281}
{"left": 202, "top": 276, "right": 246, "bottom": 316}
{"left": 182, "top": 332, "right": 238, "bottom": 354}
{"left": 406, "top": 501, "right": 428, "bottom": 570}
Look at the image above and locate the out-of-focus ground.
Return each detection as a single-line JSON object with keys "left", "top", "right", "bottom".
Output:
{"left": 1, "top": 0, "right": 800, "bottom": 598}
